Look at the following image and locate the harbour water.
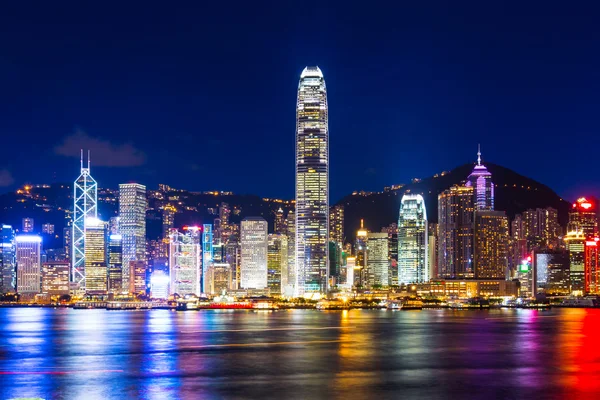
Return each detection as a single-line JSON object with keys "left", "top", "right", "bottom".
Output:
{"left": 1, "top": 307, "right": 599, "bottom": 399}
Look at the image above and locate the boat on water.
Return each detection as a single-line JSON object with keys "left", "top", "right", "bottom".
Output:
{"left": 385, "top": 300, "right": 402, "bottom": 310}
{"left": 556, "top": 297, "right": 599, "bottom": 308}
{"left": 384, "top": 298, "right": 423, "bottom": 310}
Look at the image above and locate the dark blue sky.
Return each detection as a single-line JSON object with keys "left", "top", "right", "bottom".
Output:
{"left": 1, "top": 1, "right": 599, "bottom": 202}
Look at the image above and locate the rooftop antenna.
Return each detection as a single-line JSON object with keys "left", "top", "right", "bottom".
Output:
{"left": 360, "top": 219, "right": 364, "bottom": 229}
{"left": 88, "top": 150, "right": 91, "bottom": 170}
{"left": 477, "top": 144, "right": 481, "bottom": 166}
{"left": 80, "top": 149, "right": 83, "bottom": 170}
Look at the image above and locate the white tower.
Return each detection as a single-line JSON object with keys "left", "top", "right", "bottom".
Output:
{"left": 72, "top": 150, "right": 97, "bottom": 289}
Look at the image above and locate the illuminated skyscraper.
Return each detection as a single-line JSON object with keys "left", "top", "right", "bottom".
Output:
{"left": 438, "top": 185, "right": 474, "bottom": 278}
{"left": 295, "top": 66, "right": 329, "bottom": 296}
{"left": 329, "top": 205, "right": 344, "bottom": 245}
{"left": 585, "top": 237, "right": 600, "bottom": 294}
{"left": 268, "top": 233, "right": 288, "bottom": 294}
{"left": 367, "top": 232, "right": 389, "bottom": 287}
{"left": 201, "top": 224, "right": 213, "bottom": 293}
{"left": 84, "top": 218, "right": 108, "bottom": 294}
{"left": 108, "top": 234, "right": 123, "bottom": 293}
{"left": 241, "top": 217, "right": 268, "bottom": 290}
{"left": 275, "top": 208, "right": 286, "bottom": 234}
{"left": 466, "top": 145, "right": 494, "bottom": 211}
{"left": 474, "top": 211, "right": 509, "bottom": 279}
{"left": 72, "top": 151, "right": 98, "bottom": 289}
{"left": 119, "top": 183, "right": 147, "bottom": 290}
{"left": 398, "top": 194, "right": 428, "bottom": 284}
{"left": 16, "top": 235, "right": 42, "bottom": 294}
{"left": 0, "top": 225, "right": 16, "bottom": 294}
{"left": 286, "top": 211, "right": 296, "bottom": 294}
{"left": 565, "top": 230, "right": 585, "bottom": 293}
{"left": 568, "top": 197, "right": 598, "bottom": 238}
{"left": 41, "top": 261, "right": 70, "bottom": 295}
{"left": 169, "top": 227, "right": 201, "bottom": 296}
{"left": 162, "top": 205, "right": 175, "bottom": 239}
{"left": 522, "top": 207, "right": 560, "bottom": 248}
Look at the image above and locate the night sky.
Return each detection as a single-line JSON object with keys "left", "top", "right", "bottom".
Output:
{"left": 1, "top": 2, "right": 599, "bottom": 202}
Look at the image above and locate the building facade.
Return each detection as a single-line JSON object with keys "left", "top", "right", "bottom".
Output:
{"left": 367, "top": 232, "right": 389, "bottom": 287}
{"left": 465, "top": 146, "right": 494, "bottom": 211}
{"left": 119, "top": 183, "right": 147, "bottom": 290}
{"left": 169, "top": 227, "right": 201, "bottom": 296}
{"left": 16, "top": 235, "right": 42, "bottom": 294}
{"left": 84, "top": 218, "right": 107, "bottom": 294}
{"left": 240, "top": 217, "right": 268, "bottom": 290}
{"left": 267, "top": 233, "right": 288, "bottom": 295}
{"left": 0, "top": 225, "right": 16, "bottom": 294}
{"left": 41, "top": 261, "right": 70, "bottom": 295}
{"left": 295, "top": 66, "right": 329, "bottom": 296}
{"left": 398, "top": 194, "right": 428, "bottom": 284}
{"left": 474, "top": 211, "right": 509, "bottom": 279}
{"left": 72, "top": 152, "right": 98, "bottom": 289}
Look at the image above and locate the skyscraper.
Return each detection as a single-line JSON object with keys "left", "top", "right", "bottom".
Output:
{"left": 22, "top": 218, "right": 34, "bottom": 233}
{"left": 329, "top": 205, "right": 344, "bottom": 245}
{"left": 466, "top": 146, "right": 494, "bottom": 211}
{"left": 119, "top": 183, "right": 147, "bottom": 290}
{"left": 564, "top": 230, "right": 585, "bottom": 293}
{"left": 585, "top": 238, "right": 599, "bottom": 294}
{"left": 72, "top": 151, "right": 98, "bottom": 289}
{"left": 169, "top": 227, "right": 201, "bottom": 296}
{"left": 108, "top": 234, "right": 123, "bottom": 293}
{"left": 16, "top": 235, "right": 42, "bottom": 294}
{"left": 202, "top": 224, "right": 213, "bottom": 292}
{"left": 295, "top": 66, "right": 329, "bottom": 297}
{"left": 367, "top": 232, "right": 389, "bottom": 287}
{"left": 84, "top": 217, "right": 108, "bottom": 294}
{"left": 568, "top": 197, "right": 598, "bottom": 238}
{"left": 398, "top": 194, "right": 428, "bottom": 284}
{"left": 438, "top": 185, "right": 474, "bottom": 278}
{"left": 474, "top": 211, "right": 509, "bottom": 279}
{"left": 41, "top": 261, "right": 70, "bottom": 295}
{"left": 0, "top": 225, "right": 16, "bottom": 294}
{"left": 240, "top": 217, "right": 268, "bottom": 290}
{"left": 267, "top": 233, "right": 288, "bottom": 294}
{"left": 286, "top": 210, "right": 296, "bottom": 294}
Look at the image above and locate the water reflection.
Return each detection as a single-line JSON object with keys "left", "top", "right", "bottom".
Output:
{"left": 1, "top": 308, "right": 600, "bottom": 399}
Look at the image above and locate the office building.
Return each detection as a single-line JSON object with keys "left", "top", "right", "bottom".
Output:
{"left": 367, "top": 232, "right": 389, "bottom": 287}
{"left": 438, "top": 185, "right": 474, "bottom": 278}
{"left": 205, "top": 263, "right": 232, "bottom": 295}
{"left": 382, "top": 223, "right": 398, "bottom": 286}
{"left": 274, "top": 208, "right": 286, "bottom": 234}
{"left": 474, "top": 211, "right": 509, "bottom": 279}
{"left": 73, "top": 151, "right": 98, "bottom": 289}
{"left": 355, "top": 224, "right": 368, "bottom": 286}
{"left": 108, "top": 234, "right": 123, "bottom": 294}
{"left": 22, "top": 218, "right": 34, "bottom": 233}
{"left": 0, "top": 225, "right": 16, "bottom": 294}
{"left": 522, "top": 207, "right": 560, "bottom": 249}
{"left": 398, "top": 194, "right": 428, "bottom": 284}
{"left": 565, "top": 230, "right": 585, "bottom": 294}
{"left": 240, "top": 217, "right": 268, "bottom": 289}
{"left": 41, "top": 223, "right": 54, "bottom": 235}
{"left": 465, "top": 146, "right": 494, "bottom": 211}
{"left": 295, "top": 66, "right": 329, "bottom": 296}
{"left": 286, "top": 211, "right": 296, "bottom": 293}
{"left": 150, "top": 270, "right": 170, "bottom": 299}
{"left": 162, "top": 204, "right": 176, "bottom": 239}
{"left": 84, "top": 218, "right": 108, "bottom": 295}
{"left": 169, "top": 227, "right": 201, "bottom": 296}
{"left": 568, "top": 197, "right": 598, "bottom": 238}
{"left": 202, "top": 224, "right": 213, "bottom": 292}
{"left": 545, "top": 250, "right": 571, "bottom": 295}
{"left": 329, "top": 205, "right": 344, "bottom": 245}
{"left": 41, "top": 261, "right": 70, "bottom": 295}
{"left": 267, "top": 233, "right": 288, "bottom": 294}
{"left": 119, "top": 183, "right": 147, "bottom": 290}
{"left": 585, "top": 238, "right": 600, "bottom": 294}
{"left": 129, "top": 260, "right": 147, "bottom": 295}
{"left": 16, "top": 235, "right": 42, "bottom": 294}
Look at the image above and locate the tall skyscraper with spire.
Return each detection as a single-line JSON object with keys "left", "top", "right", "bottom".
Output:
{"left": 295, "top": 66, "right": 329, "bottom": 296}
{"left": 72, "top": 150, "right": 97, "bottom": 289}
{"left": 466, "top": 145, "right": 494, "bottom": 211}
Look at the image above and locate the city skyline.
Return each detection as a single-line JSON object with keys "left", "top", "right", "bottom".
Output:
{"left": 2, "top": 3, "right": 600, "bottom": 202}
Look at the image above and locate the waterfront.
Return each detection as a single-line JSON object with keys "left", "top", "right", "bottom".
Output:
{"left": 1, "top": 308, "right": 599, "bottom": 399}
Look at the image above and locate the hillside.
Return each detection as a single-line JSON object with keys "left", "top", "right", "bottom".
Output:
{"left": 337, "top": 162, "right": 571, "bottom": 242}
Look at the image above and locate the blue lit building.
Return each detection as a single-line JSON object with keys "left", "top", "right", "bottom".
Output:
{"left": 0, "top": 225, "right": 16, "bottom": 294}
{"left": 202, "top": 224, "right": 213, "bottom": 293}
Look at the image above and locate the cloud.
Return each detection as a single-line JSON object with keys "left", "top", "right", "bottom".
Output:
{"left": 0, "top": 169, "right": 14, "bottom": 187}
{"left": 55, "top": 130, "right": 147, "bottom": 167}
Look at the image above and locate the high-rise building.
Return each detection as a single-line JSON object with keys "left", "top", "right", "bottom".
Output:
{"left": 119, "top": 183, "right": 147, "bottom": 290}
{"left": 267, "top": 233, "right": 288, "bottom": 295}
{"left": 108, "top": 234, "right": 123, "bottom": 294}
{"left": 41, "top": 261, "right": 70, "bottom": 295}
{"left": 41, "top": 223, "right": 54, "bottom": 235}
{"left": 274, "top": 208, "right": 286, "bottom": 234}
{"left": 329, "top": 205, "right": 344, "bottom": 245}
{"left": 398, "top": 194, "right": 428, "bottom": 284}
{"left": 72, "top": 151, "right": 98, "bottom": 289}
{"left": 16, "top": 235, "right": 42, "bottom": 294}
{"left": 465, "top": 146, "right": 494, "bottom": 211}
{"left": 438, "top": 185, "right": 474, "bottom": 279}
{"left": 367, "top": 232, "right": 389, "bottom": 287}
{"left": 169, "top": 227, "right": 201, "bottom": 296}
{"left": 285, "top": 211, "right": 296, "bottom": 294}
{"left": 84, "top": 218, "right": 107, "bottom": 295}
{"left": 545, "top": 250, "right": 571, "bottom": 295}
{"left": 162, "top": 204, "right": 176, "bottom": 239}
{"left": 585, "top": 237, "right": 600, "bottom": 294}
{"left": 129, "top": 261, "right": 147, "bottom": 296}
{"left": 202, "top": 224, "right": 213, "bottom": 292}
{"left": 150, "top": 270, "right": 169, "bottom": 299}
{"left": 0, "top": 225, "right": 16, "bottom": 294}
{"left": 522, "top": 207, "right": 560, "bottom": 249}
{"left": 428, "top": 223, "right": 438, "bottom": 280}
{"left": 568, "top": 197, "right": 598, "bottom": 238}
{"left": 240, "top": 217, "right": 268, "bottom": 290}
{"left": 295, "top": 66, "right": 329, "bottom": 297}
{"left": 204, "top": 263, "right": 232, "bottom": 295}
{"left": 382, "top": 223, "right": 398, "bottom": 286}
{"left": 22, "top": 218, "right": 34, "bottom": 233}
{"left": 355, "top": 224, "right": 368, "bottom": 286}
{"left": 565, "top": 230, "right": 586, "bottom": 293}
{"left": 474, "top": 211, "right": 509, "bottom": 279}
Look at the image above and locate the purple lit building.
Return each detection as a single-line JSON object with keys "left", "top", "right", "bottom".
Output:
{"left": 466, "top": 146, "right": 494, "bottom": 211}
